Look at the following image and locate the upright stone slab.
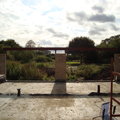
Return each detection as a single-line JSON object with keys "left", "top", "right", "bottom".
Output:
{"left": 114, "top": 54, "right": 120, "bottom": 81}
{"left": 0, "top": 54, "right": 6, "bottom": 80}
{"left": 55, "top": 54, "right": 66, "bottom": 82}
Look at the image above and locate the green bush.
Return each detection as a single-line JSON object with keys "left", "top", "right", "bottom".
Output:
{"left": 46, "top": 57, "right": 53, "bottom": 62}
{"left": 66, "top": 71, "right": 78, "bottom": 81}
{"left": 67, "top": 64, "right": 110, "bottom": 80}
{"left": 20, "top": 63, "right": 46, "bottom": 80}
{"left": 6, "top": 61, "right": 47, "bottom": 80}
{"left": 36, "top": 62, "right": 55, "bottom": 68}
{"left": 6, "top": 60, "right": 21, "bottom": 80}
{"left": 78, "top": 64, "right": 101, "bottom": 79}
{"left": 36, "top": 63, "right": 45, "bottom": 68}
{"left": 35, "top": 55, "right": 53, "bottom": 62}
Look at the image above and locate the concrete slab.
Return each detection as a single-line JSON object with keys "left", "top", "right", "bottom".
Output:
{"left": 0, "top": 82, "right": 120, "bottom": 120}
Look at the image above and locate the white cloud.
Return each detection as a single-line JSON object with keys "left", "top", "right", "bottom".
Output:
{"left": 0, "top": 0, "right": 120, "bottom": 47}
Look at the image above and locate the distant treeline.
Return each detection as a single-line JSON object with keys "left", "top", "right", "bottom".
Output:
{"left": 0, "top": 39, "right": 54, "bottom": 63}
{"left": 0, "top": 34, "right": 120, "bottom": 63}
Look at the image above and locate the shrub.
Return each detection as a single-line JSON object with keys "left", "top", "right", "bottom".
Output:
{"left": 6, "top": 60, "right": 21, "bottom": 80}
{"left": 66, "top": 71, "right": 78, "bottom": 81}
{"left": 67, "top": 74, "right": 77, "bottom": 81}
{"left": 20, "top": 63, "right": 46, "bottom": 80}
{"left": 49, "top": 76, "right": 55, "bottom": 81}
{"left": 46, "top": 57, "right": 53, "bottom": 62}
{"left": 35, "top": 55, "right": 53, "bottom": 62}
{"left": 78, "top": 64, "right": 101, "bottom": 79}
{"left": 6, "top": 61, "right": 47, "bottom": 80}
{"left": 36, "top": 63, "right": 45, "bottom": 68}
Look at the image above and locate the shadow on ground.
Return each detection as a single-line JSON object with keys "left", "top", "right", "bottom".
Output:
{"left": 51, "top": 82, "right": 66, "bottom": 94}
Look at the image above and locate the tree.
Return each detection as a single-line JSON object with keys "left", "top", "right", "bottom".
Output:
{"left": 96, "top": 34, "right": 120, "bottom": 63}
{"left": 43, "top": 50, "right": 51, "bottom": 55}
{"left": 0, "top": 39, "right": 21, "bottom": 55}
{"left": 4, "top": 39, "right": 20, "bottom": 48}
{"left": 67, "top": 36, "right": 98, "bottom": 64}
{"left": 25, "top": 40, "right": 36, "bottom": 48}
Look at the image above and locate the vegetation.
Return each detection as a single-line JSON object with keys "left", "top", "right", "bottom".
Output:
{"left": 66, "top": 36, "right": 98, "bottom": 64}
{"left": 6, "top": 60, "right": 55, "bottom": 80}
{"left": 96, "top": 34, "right": 120, "bottom": 63}
{"left": 0, "top": 34, "right": 120, "bottom": 81}
{"left": 67, "top": 64, "right": 110, "bottom": 81}
{"left": 34, "top": 55, "right": 53, "bottom": 62}
{"left": 66, "top": 61, "right": 80, "bottom": 66}
{"left": 25, "top": 40, "right": 36, "bottom": 48}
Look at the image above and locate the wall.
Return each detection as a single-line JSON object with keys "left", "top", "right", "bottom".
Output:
{"left": 0, "top": 54, "right": 6, "bottom": 78}
{"left": 55, "top": 54, "right": 66, "bottom": 82}
{"left": 114, "top": 54, "right": 120, "bottom": 81}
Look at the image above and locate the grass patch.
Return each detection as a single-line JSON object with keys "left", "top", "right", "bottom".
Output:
{"left": 66, "top": 61, "right": 80, "bottom": 66}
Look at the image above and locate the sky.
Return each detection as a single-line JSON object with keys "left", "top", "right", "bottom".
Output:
{"left": 0, "top": 0, "right": 120, "bottom": 47}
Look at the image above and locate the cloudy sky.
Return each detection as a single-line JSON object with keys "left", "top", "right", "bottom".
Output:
{"left": 0, "top": 0, "right": 120, "bottom": 47}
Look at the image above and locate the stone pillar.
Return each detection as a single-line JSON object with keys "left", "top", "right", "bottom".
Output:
{"left": 114, "top": 54, "right": 120, "bottom": 81}
{"left": 0, "top": 54, "right": 6, "bottom": 80}
{"left": 55, "top": 54, "right": 66, "bottom": 82}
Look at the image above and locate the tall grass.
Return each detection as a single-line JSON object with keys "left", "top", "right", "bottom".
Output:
{"left": 78, "top": 64, "right": 100, "bottom": 79}
{"left": 67, "top": 64, "right": 110, "bottom": 80}
{"left": 6, "top": 60, "right": 110, "bottom": 81}
{"left": 6, "top": 60, "right": 21, "bottom": 80}
{"left": 20, "top": 63, "right": 47, "bottom": 80}
{"left": 35, "top": 62, "right": 55, "bottom": 68}
{"left": 6, "top": 61, "right": 47, "bottom": 80}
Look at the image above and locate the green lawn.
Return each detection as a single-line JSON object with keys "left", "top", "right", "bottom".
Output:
{"left": 66, "top": 61, "right": 80, "bottom": 66}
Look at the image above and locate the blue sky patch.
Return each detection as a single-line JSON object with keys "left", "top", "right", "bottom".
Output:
{"left": 42, "top": 5, "right": 63, "bottom": 15}
{"left": 116, "top": 18, "right": 120, "bottom": 23}
{"left": 22, "top": 0, "right": 37, "bottom": 6}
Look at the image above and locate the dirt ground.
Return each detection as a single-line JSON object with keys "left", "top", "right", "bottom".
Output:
{"left": 0, "top": 82, "right": 120, "bottom": 120}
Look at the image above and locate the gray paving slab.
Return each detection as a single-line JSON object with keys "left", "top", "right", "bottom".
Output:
{"left": 0, "top": 82, "right": 120, "bottom": 120}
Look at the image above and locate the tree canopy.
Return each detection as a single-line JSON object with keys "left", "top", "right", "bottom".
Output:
{"left": 25, "top": 40, "right": 36, "bottom": 48}
{"left": 69, "top": 36, "right": 95, "bottom": 48}
{"left": 0, "top": 34, "right": 120, "bottom": 64}
{"left": 67, "top": 36, "right": 98, "bottom": 63}
{"left": 0, "top": 39, "right": 21, "bottom": 53}
{"left": 96, "top": 34, "right": 120, "bottom": 63}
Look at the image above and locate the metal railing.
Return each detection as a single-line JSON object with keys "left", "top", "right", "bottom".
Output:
{"left": 110, "top": 58, "right": 120, "bottom": 120}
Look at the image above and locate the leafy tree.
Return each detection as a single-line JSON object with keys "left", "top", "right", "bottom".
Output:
{"left": 110, "top": 37, "right": 120, "bottom": 53}
{"left": 43, "top": 50, "right": 51, "bottom": 55}
{"left": 0, "top": 39, "right": 21, "bottom": 53}
{"left": 96, "top": 34, "right": 120, "bottom": 63}
{"left": 67, "top": 36, "right": 98, "bottom": 64}
{"left": 3, "top": 39, "right": 20, "bottom": 48}
{"left": 36, "top": 50, "right": 44, "bottom": 55}
{"left": 25, "top": 40, "right": 36, "bottom": 48}
{"left": 46, "top": 54, "right": 55, "bottom": 60}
